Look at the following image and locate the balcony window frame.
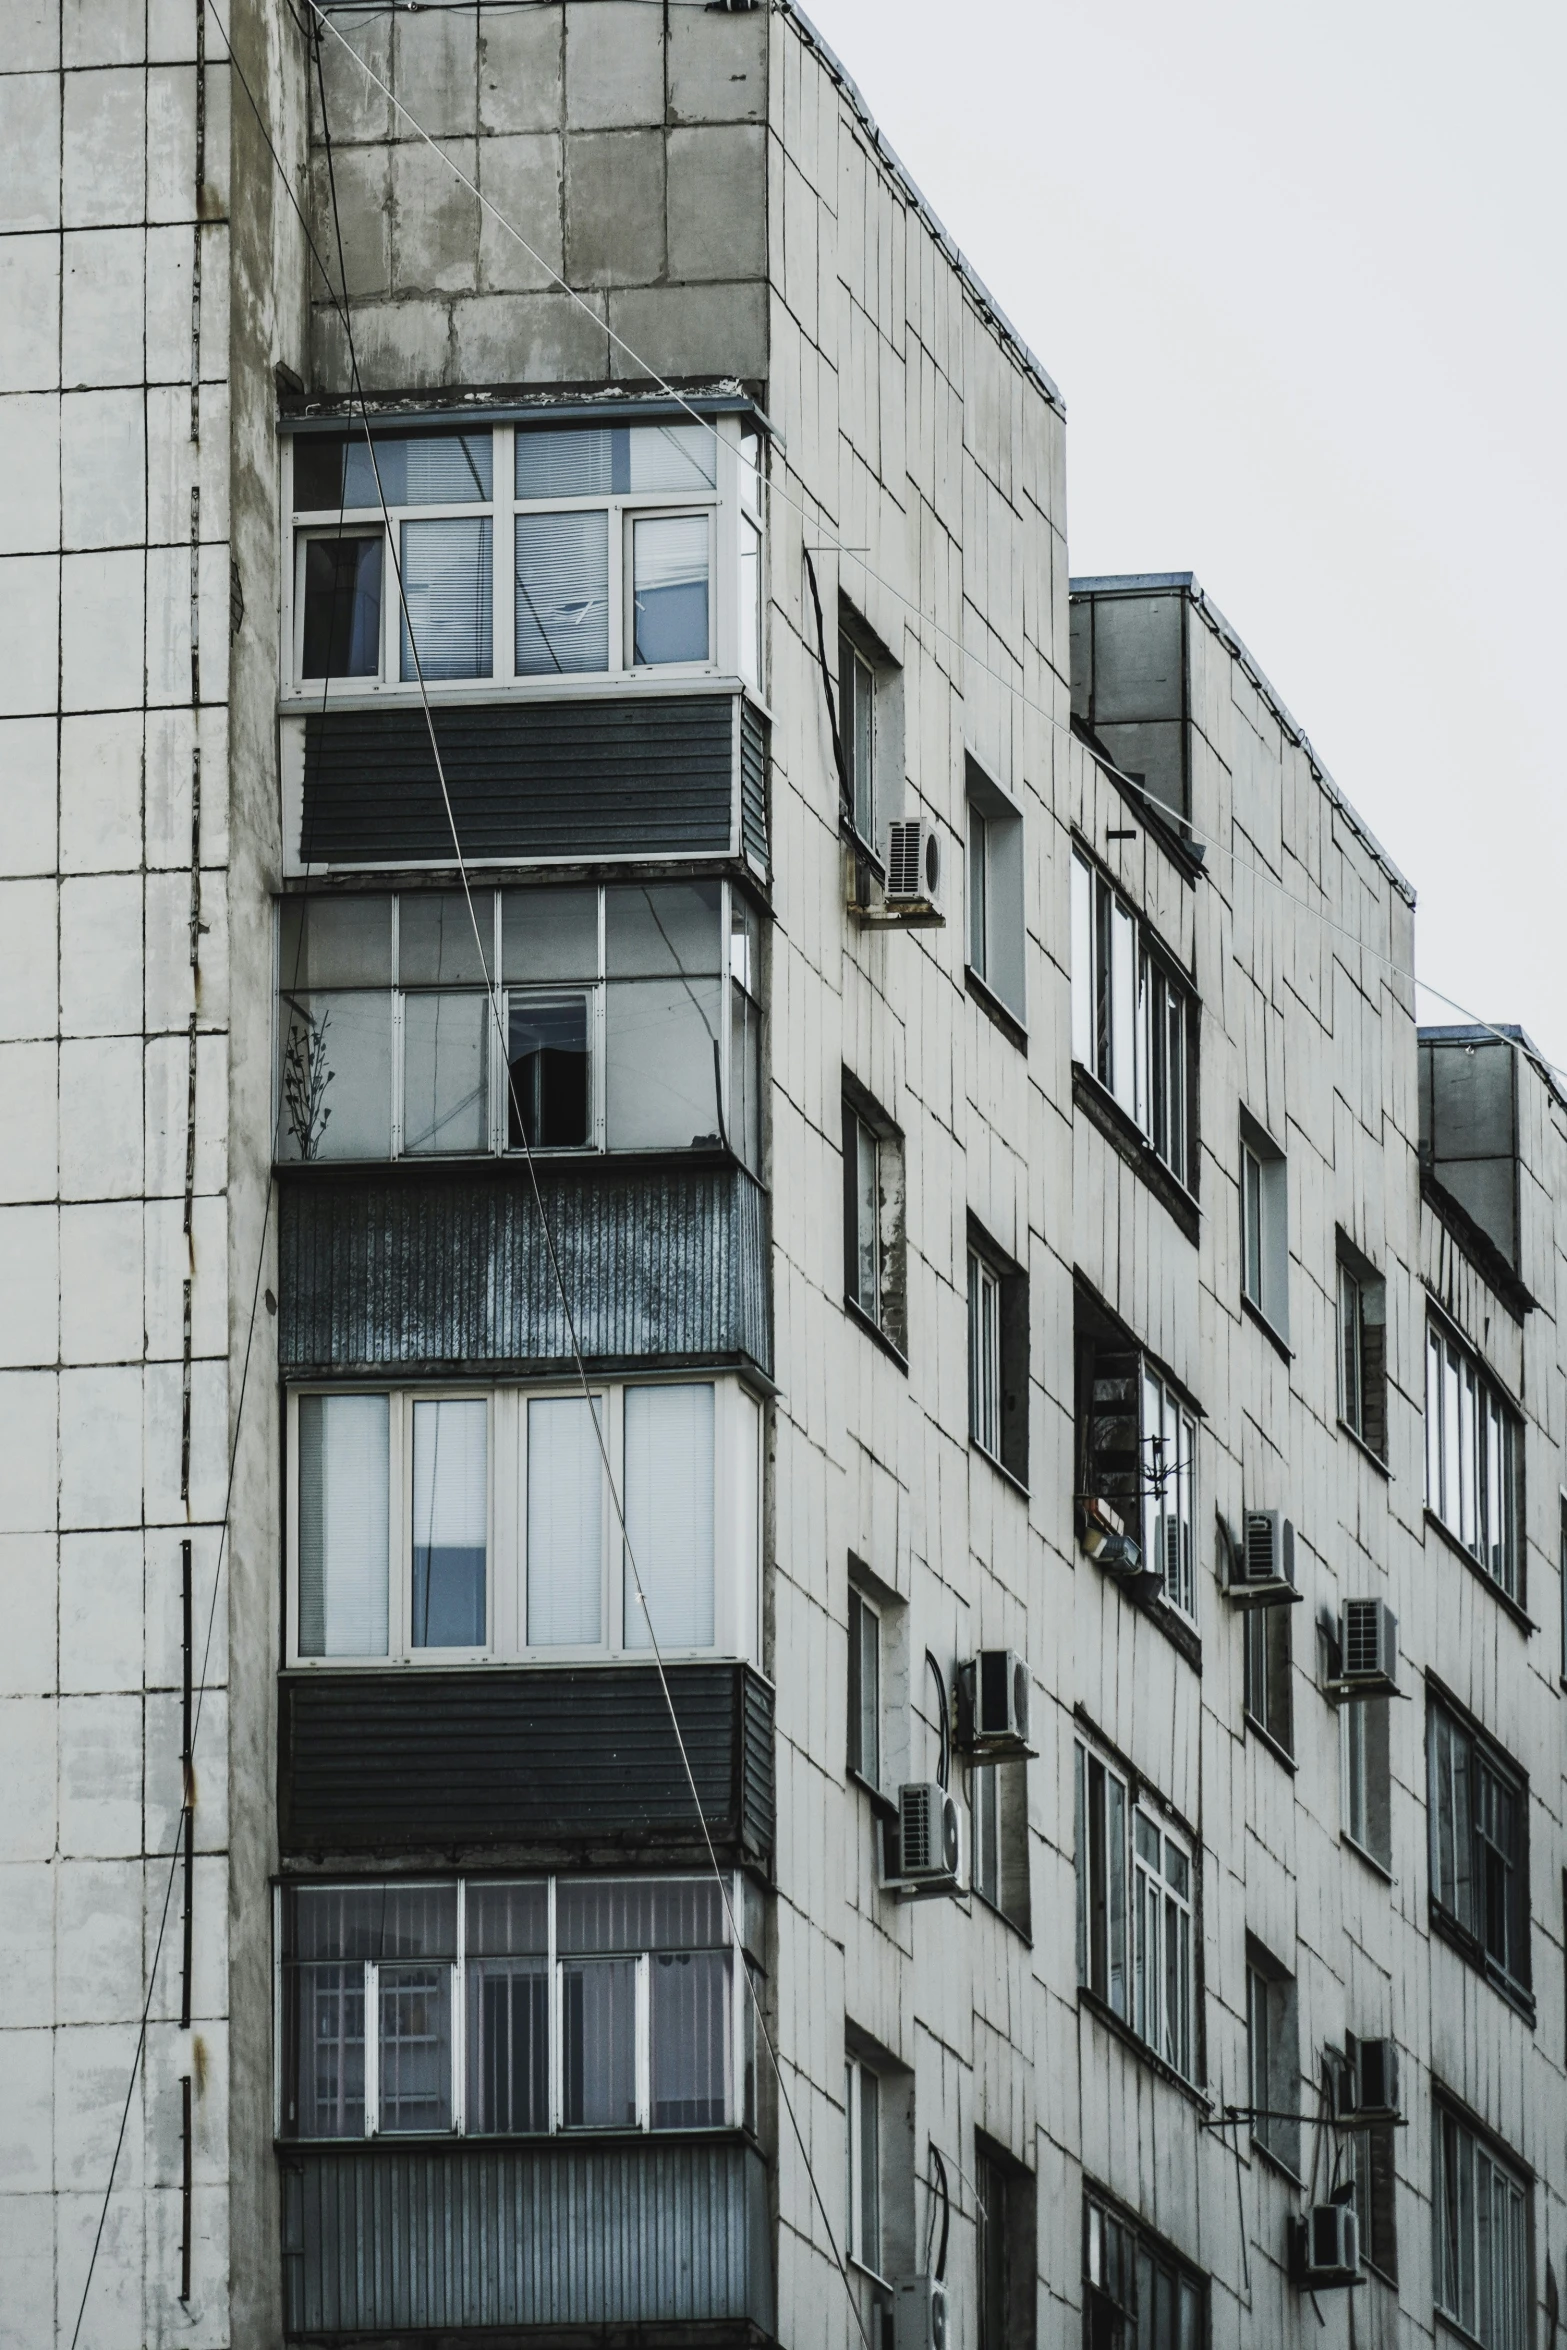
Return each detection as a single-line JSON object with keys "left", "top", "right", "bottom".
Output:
{"left": 1070, "top": 846, "right": 1196, "bottom": 1195}
{"left": 1427, "top": 1688, "right": 1531, "bottom": 2009}
{"left": 1424, "top": 1310, "right": 1522, "bottom": 1602}
{"left": 284, "top": 1374, "right": 763, "bottom": 1673}
{"left": 1074, "top": 1736, "right": 1197, "bottom": 2083}
{"left": 1083, "top": 2186, "right": 1206, "bottom": 2348}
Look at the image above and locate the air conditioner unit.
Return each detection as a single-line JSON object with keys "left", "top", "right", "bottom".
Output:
{"left": 1079, "top": 1496, "right": 1147, "bottom": 1580}
{"left": 957, "top": 1650, "right": 1033, "bottom": 1756}
{"left": 893, "top": 2275, "right": 949, "bottom": 2350}
{"left": 1334, "top": 1598, "right": 1399, "bottom": 1696}
{"left": 1290, "top": 2201, "right": 1361, "bottom": 2290}
{"left": 883, "top": 819, "right": 944, "bottom": 920}
{"left": 892, "top": 1781, "right": 963, "bottom": 1897}
{"left": 1225, "top": 1510, "right": 1303, "bottom": 1607}
{"left": 1338, "top": 2034, "right": 1401, "bottom": 2125}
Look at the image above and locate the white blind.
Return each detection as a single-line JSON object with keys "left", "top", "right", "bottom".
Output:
{"left": 527, "top": 1396, "right": 605, "bottom": 1645}
{"left": 412, "top": 1399, "right": 488, "bottom": 1550}
{"left": 400, "top": 517, "right": 493, "bottom": 680}
{"left": 514, "top": 510, "right": 609, "bottom": 675}
{"left": 298, "top": 1393, "right": 389, "bottom": 1656}
{"left": 624, "top": 1384, "right": 715, "bottom": 1649}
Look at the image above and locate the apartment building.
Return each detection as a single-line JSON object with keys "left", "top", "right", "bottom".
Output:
{"left": 0, "top": 5, "right": 1561, "bottom": 2350}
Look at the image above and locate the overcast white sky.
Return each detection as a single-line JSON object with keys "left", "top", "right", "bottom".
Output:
{"left": 803, "top": 0, "right": 1567, "bottom": 1068}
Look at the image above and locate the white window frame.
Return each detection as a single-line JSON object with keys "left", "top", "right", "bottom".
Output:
{"left": 1435, "top": 2104, "right": 1529, "bottom": 2350}
{"left": 279, "top": 1872, "right": 751, "bottom": 2144}
{"left": 1425, "top": 1313, "right": 1520, "bottom": 1596}
{"left": 847, "top": 1584, "right": 882, "bottom": 1789}
{"left": 1074, "top": 1738, "right": 1196, "bottom": 2081}
{"left": 965, "top": 763, "right": 1026, "bottom": 1025}
{"left": 968, "top": 1248, "right": 1003, "bottom": 1462}
{"left": 282, "top": 416, "right": 759, "bottom": 704}
{"left": 1069, "top": 849, "right": 1192, "bottom": 1189}
{"left": 840, "top": 633, "right": 878, "bottom": 849}
{"left": 844, "top": 2053, "right": 885, "bottom": 2283}
{"left": 284, "top": 1375, "right": 762, "bottom": 1671}
{"left": 1140, "top": 1363, "right": 1196, "bottom": 1619}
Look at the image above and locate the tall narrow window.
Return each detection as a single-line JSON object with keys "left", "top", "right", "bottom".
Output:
{"left": 1140, "top": 1366, "right": 1196, "bottom": 1616}
{"left": 1246, "top": 1944, "right": 1300, "bottom": 2174}
{"left": 971, "top": 1761, "right": 1031, "bottom": 1934}
{"left": 1084, "top": 2192, "right": 1205, "bottom": 2347}
{"left": 969, "top": 1250, "right": 1002, "bottom": 1459}
{"left": 1349, "top": 2111, "right": 1398, "bottom": 2283}
{"left": 1239, "top": 1113, "right": 1288, "bottom": 1337}
{"left": 966, "top": 761, "right": 1026, "bottom": 1024}
{"left": 623, "top": 1383, "right": 716, "bottom": 1650}
{"left": 968, "top": 801, "right": 989, "bottom": 981}
{"left": 975, "top": 2141, "right": 1034, "bottom": 2350}
{"left": 1338, "top": 1248, "right": 1388, "bottom": 1456}
{"left": 1070, "top": 851, "right": 1194, "bottom": 1186}
{"left": 845, "top": 2055, "right": 882, "bottom": 2276}
{"left": 1244, "top": 1601, "right": 1293, "bottom": 1756}
{"left": 1425, "top": 1317, "right": 1521, "bottom": 1598}
{"left": 1435, "top": 2106, "right": 1529, "bottom": 2350}
{"left": 847, "top": 1585, "right": 881, "bottom": 1786}
{"left": 842, "top": 1084, "right": 906, "bottom": 1355}
{"left": 968, "top": 1224, "right": 1028, "bottom": 1484}
{"left": 297, "top": 1392, "right": 391, "bottom": 1658}
{"left": 1075, "top": 1741, "right": 1194, "bottom": 2079}
{"left": 854, "top": 1115, "right": 882, "bottom": 1322}
{"left": 1428, "top": 1694, "right": 1530, "bottom": 2003}
{"left": 1342, "top": 1694, "right": 1392, "bottom": 1869}
{"left": 840, "top": 633, "right": 877, "bottom": 847}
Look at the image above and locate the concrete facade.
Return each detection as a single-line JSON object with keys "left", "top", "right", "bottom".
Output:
{"left": 0, "top": 6, "right": 1563, "bottom": 2350}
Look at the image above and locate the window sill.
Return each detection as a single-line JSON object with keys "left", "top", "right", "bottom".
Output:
{"left": 276, "top": 1140, "right": 762, "bottom": 1185}
{"left": 280, "top": 670, "right": 742, "bottom": 715}
{"left": 1340, "top": 1831, "right": 1394, "bottom": 1885}
{"left": 844, "top": 1294, "right": 909, "bottom": 1372}
{"left": 969, "top": 1438, "right": 1029, "bottom": 1500}
{"left": 964, "top": 966, "right": 1028, "bottom": 1052}
{"left": 1423, "top": 1509, "right": 1533, "bottom": 1633}
{"left": 1071, "top": 1063, "right": 1199, "bottom": 1244}
{"left": 1338, "top": 1418, "right": 1391, "bottom": 1477}
{"left": 1243, "top": 1712, "right": 1296, "bottom": 1774}
{"left": 1077, "top": 1986, "right": 1210, "bottom": 2113}
{"left": 1241, "top": 1293, "right": 1292, "bottom": 1361}
{"left": 1427, "top": 1902, "right": 1536, "bottom": 2026}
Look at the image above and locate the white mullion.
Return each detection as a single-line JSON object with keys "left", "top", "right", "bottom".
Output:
{"left": 494, "top": 426, "right": 515, "bottom": 686}
{"left": 608, "top": 1385, "right": 625, "bottom": 1650}
{"left": 363, "top": 1960, "right": 380, "bottom": 2136}
{"left": 611, "top": 498, "right": 627, "bottom": 673}
{"left": 547, "top": 1876, "right": 561, "bottom": 2134}
{"left": 635, "top": 1952, "right": 650, "bottom": 2132}
{"left": 391, "top": 1390, "right": 410, "bottom": 1663}
{"left": 384, "top": 506, "right": 402, "bottom": 684}
{"left": 452, "top": 1880, "right": 466, "bottom": 2135}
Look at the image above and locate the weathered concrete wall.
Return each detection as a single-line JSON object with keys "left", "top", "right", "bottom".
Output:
{"left": 307, "top": 0, "right": 770, "bottom": 394}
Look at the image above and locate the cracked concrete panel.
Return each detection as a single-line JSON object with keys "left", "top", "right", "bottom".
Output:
{"left": 564, "top": 129, "right": 665, "bottom": 288}
{"left": 313, "top": 296, "right": 456, "bottom": 396}
{"left": 145, "top": 64, "right": 197, "bottom": 226}
{"left": 0, "top": 73, "right": 61, "bottom": 234}
{"left": 393, "top": 4, "right": 478, "bottom": 142}
{"left": 607, "top": 279, "right": 767, "bottom": 383}
{"left": 313, "top": 7, "right": 393, "bottom": 143}
{"left": 62, "top": 68, "right": 146, "bottom": 231}
{"left": 308, "top": 146, "right": 393, "bottom": 305}
{"left": 666, "top": 125, "right": 767, "bottom": 283}
{"left": 667, "top": 5, "right": 767, "bottom": 125}
{"left": 451, "top": 289, "right": 610, "bottom": 388}
{"left": 565, "top": 0, "right": 664, "bottom": 130}
{"left": 480, "top": 7, "right": 564, "bottom": 136}
{"left": 392, "top": 137, "right": 481, "bottom": 297}
{"left": 478, "top": 134, "right": 564, "bottom": 295}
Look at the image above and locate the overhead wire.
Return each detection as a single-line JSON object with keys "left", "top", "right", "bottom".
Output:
{"left": 309, "top": 0, "right": 1567, "bottom": 1099}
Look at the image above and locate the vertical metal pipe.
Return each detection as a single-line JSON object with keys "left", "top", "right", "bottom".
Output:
{"left": 179, "top": 2073, "right": 193, "bottom": 2301}
{"left": 181, "top": 1538, "right": 194, "bottom": 2031}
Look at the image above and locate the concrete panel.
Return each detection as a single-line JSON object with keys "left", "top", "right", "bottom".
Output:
{"left": 449, "top": 287, "right": 609, "bottom": 388}
{"left": 314, "top": 7, "right": 393, "bottom": 143}
{"left": 391, "top": 137, "right": 480, "bottom": 296}
{"left": 0, "top": 394, "right": 60, "bottom": 555}
{"left": 61, "top": 228, "right": 144, "bottom": 392}
{"left": 0, "top": 1043, "right": 58, "bottom": 1204}
{"left": 607, "top": 279, "right": 767, "bottom": 383}
{"left": 0, "top": 1206, "right": 58, "bottom": 1368}
{"left": 479, "top": 7, "right": 564, "bottom": 135}
{"left": 59, "top": 1202, "right": 143, "bottom": 1367}
{"left": 0, "top": 1861, "right": 54, "bottom": 2026}
{"left": 0, "top": 0, "right": 58, "bottom": 70}
{"left": 59, "top": 1037, "right": 144, "bottom": 1200}
{"left": 60, "top": 876, "right": 143, "bottom": 1040}
{"left": 1085, "top": 592, "right": 1184, "bottom": 724}
{"left": 62, "top": 69, "right": 146, "bottom": 230}
{"left": 0, "top": 2029, "right": 53, "bottom": 2191}
{"left": 667, "top": 6, "right": 767, "bottom": 125}
{"left": 0, "top": 235, "right": 61, "bottom": 393}
{"left": 0, "top": 877, "right": 57, "bottom": 1046}
{"left": 0, "top": 1532, "right": 56, "bottom": 1698}
{"left": 308, "top": 145, "right": 391, "bottom": 305}
{"left": 63, "top": 0, "right": 143, "bottom": 67}
{"left": 393, "top": 4, "right": 478, "bottom": 142}
{"left": 311, "top": 296, "right": 454, "bottom": 397}
{"left": 58, "top": 1367, "right": 143, "bottom": 1533}
{"left": 0, "top": 1694, "right": 57, "bottom": 1854}
{"left": 59, "top": 1531, "right": 143, "bottom": 1697}
{"left": 59, "top": 713, "right": 143, "bottom": 876}
{"left": 0, "top": 72, "right": 61, "bottom": 233}
{"left": 564, "top": 129, "right": 665, "bottom": 288}
{"left": 666, "top": 126, "right": 767, "bottom": 283}
{"left": 564, "top": 0, "right": 664, "bottom": 130}
{"left": 60, "top": 549, "right": 144, "bottom": 715}
{"left": 0, "top": 717, "right": 57, "bottom": 877}
{"left": 145, "top": 64, "right": 197, "bottom": 227}
{"left": 55, "top": 1861, "right": 145, "bottom": 2024}
{"left": 0, "top": 554, "right": 59, "bottom": 717}
{"left": 477, "top": 134, "right": 564, "bottom": 293}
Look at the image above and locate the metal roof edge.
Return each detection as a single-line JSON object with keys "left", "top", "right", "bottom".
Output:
{"left": 277, "top": 384, "right": 774, "bottom": 435}
{"left": 775, "top": 2, "right": 1065, "bottom": 418}
{"left": 1069, "top": 571, "right": 1417, "bottom": 909}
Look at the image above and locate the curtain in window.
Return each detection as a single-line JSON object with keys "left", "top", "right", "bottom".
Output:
{"left": 527, "top": 1395, "right": 605, "bottom": 1645}
{"left": 515, "top": 427, "right": 616, "bottom": 499}
{"left": 465, "top": 1877, "right": 550, "bottom": 2129}
{"left": 623, "top": 1384, "right": 715, "bottom": 1648}
{"left": 514, "top": 510, "right": 610, "bottom": 674}
{"left": 411, "top": 1398, "right": 487, "bottom": 1647}
{"left": 400, "top": 516, "right": 493, "bottom": 680}
{"left": 632, "top": 514, "right": 710, "bottom": 665}
{"left": 297, "top": 1393, "right": 389, "bottom": 1656}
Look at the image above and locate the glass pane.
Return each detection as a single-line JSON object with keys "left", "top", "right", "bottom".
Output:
{"left": 468, "top": 1960, "right": 549, "bottom": 2134}
{"left": 561, "top": 1956, "right": 638, "bottom": 2127}
{"left": 604, "top": 977, "right": 723, "bottom": 1149}
{"left": 301, "top": 534, "right": 383, "bottom": 678}
{"left": 515, "top": 509, "right": 609, "bottom": 675}
{"left": 527, "top": 1395, "right": 605, "bottom": 1644}
{"left": 466, "top": 1882, "right": 549, "bottom": 1958}
{"left": 298, "top": 1393, "right": 390, "bottom": 1658}
{"left": 557, "top": 1877, "right": 724, "bottom": 1954}
{"left": 848, "top": 647, "right": 874, "bottom": 839}
{"left": 280, "top": 896, "right": 393, "bottom": 991}
{"left": 1105, "top": 1773, "right": 1127, "bottom": 2017}
{"left": 856, "top": 1120, "right": 879, "bottom": 1317}
{"left": 968, "top": 803, "right": 988, "bottom": 979}
{"left": 605, "top": 882, "right": 722, "bottom": 978}
{"left": 402, "top": 992, "right": 489, "bottom": 1156}
{"left": 632, "top": 513, "right": 709, "bottom": 665}
{"left": 503, "top": 887, "right": 600, "bottom": 983}
{"left": 515, "top": 425, "right": 615, "bottom": 500}
{"left": 279, "top": 989, "right": 393, "bottom": 1161}
{"left": 650, "top": 1948, "right": 731, "bottom": 2127}
{"left": 400, "top": 516, "right": 493, "bottom": 681}
{"left": 730, "top": 982, "right": 761, "bottom": 1173}
{"left": 1070, "top": 853, "right": 1094, "bottom": 1068}
{"left": 293, "top": 1962, "right": 365, "bottom": 2137}
{"left": 379, "top": 1964, "right": 452, "bottom": 2132}
{"left": 290, "top": 1882, "right": 455, "bottom": 1962}
{"left": 398, "top": 891, "right": 492, "bottom": 986}
{"left": 624, "top": 422, "right": 716, "bottom": 493}
{"left": 508, "top": 992, "right": 591, "bottom": 1149}
{"left": 347, "top": 430, "right": 492, "bottom": 508}
{"left": 411, "top": 1398, "right": 488, "bottom": 1648}
{"left": 858, "top": 2067, "right": 880, "bottom": 2273}
{"left": 624, "top": 1383, "right": 715, "bottom": 1649}
{"left": 293, "top": 435, "right": 347, "bottom": 512}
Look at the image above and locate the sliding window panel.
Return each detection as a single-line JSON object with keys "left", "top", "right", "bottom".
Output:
{"left": 560, "top": 1958, "right": 639, "bottom": 2129}
{"left": 300, "top": 534, "right": 383, "bottom": 680}
{"left": 506, "top": 992, "right": 592, "bottom": 1151}
{"left": 402, "top": 993, "right": 490, "bottom": 1157}
{"left": 650, "top": 1949, "right": 732, "bottom": 2128}
{"left": 623, "top": 1384, "right": 716, "bottom": 1650}
{"left": 514, "top": 509, "right": 610, "bottom": 676}
{"left": 631, "top": 513, "right": 711, "bottom": 666}
{"left": 526, "top": 1395, "right": 607, "bottom": 1645}
{"left": 410, "top": 1399, "right": 488, "bottom": 1650}
{"left": 466, "top": 1882, "right": 550, "bottom": 2136}
{"left": 605, "top": 978, "right": 724, "bottom": 1150}
{"left": 278, "top": 991, "right": 393, "bottom": 1162}
{"left": 297, "top": 1393, "right": 390, "bottom": 1658}
{"left": 400, "top": 517, "right": 494, "bottom": 682}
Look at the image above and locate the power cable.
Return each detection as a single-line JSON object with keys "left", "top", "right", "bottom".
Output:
{"left": 309, "top": 0, "right": 1567, "bottom": 1097}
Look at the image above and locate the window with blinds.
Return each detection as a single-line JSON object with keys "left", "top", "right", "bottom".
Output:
{"left": 286, "top": 1377, "right": 762, "bottom": 1669}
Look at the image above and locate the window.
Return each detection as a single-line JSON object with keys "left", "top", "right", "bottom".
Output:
{"left": 966, "top": 760, "right": 1025, "bottom": 1024}
{"left": 1245, "top": 1942, "right": 1299, "bottom": 2175}
{"left": 842, "top": 1082, "right": 906, "bottom": 1355}
{"left": 1425, "top": 1316, "right": 1521, "bottom": 1599}
{"left": 277, "top": 882, "right": 761, "bottom": 1172}
{"left": 287, "top": 1376, "right": 761, "bottom": 1668}
{"left": 847, "top": 1585, "right": 881, "bottom": 1787}
{"left": 287, "top": 417, "right": 759, "bottom": 692}
{"left": 968, "top": 1224, "right": 1028, "bottom": 1485}
{"left": 1341, "top": 1694, "right": 1392, "bottom": 1871}
{"left": 839, "top": 629, "right": 878, "bottom": 849}
{"left": 1239, "top": 1112, "right": 1288, "bottom": 1338}
{"left": 1347, "top": 2098, "right": 1398, "bottom": 2282}
{"left": 971, "top": 1759, "right": 1031, "bottom": 1935}
{"left": 1428, "top": 1694, "right": 1531, "bottom": 2003}
{"left": 1337, "top": 1244, "right": 1388, "bottom": 1455}
{"left": 975, "top": 2138, "right": 1035, "bottom": 2350}
{"left": 1074, "top": 1740, "right": 1195, "bottom": 2080}
{"left": 1435, "top": 2105, "right": 1529, "bottom": 2350}
{"left": 1244, "top": 1601, "right": 1293, "bottom": 1756}
{"left": 279, "top": 1874, "right": 757, "bottom": 2142}
{"left": 1075, "top": 1298, "right": 1197, "bottom": 1618}
{"left": 844, "top": 2054, "right": 883, "bottom": 2278}
{"left": 1070, "top": 849, "right": 1194, "bottom": 1190}
{"left": 1083, "top": 2192, "right": 1204, "bottom": 2350}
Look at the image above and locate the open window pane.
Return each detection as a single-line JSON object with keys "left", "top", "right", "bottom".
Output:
{"left": 623, "top": 1383, "right": 715, "bottom": 1649}
{"left": 561, "top": 1957, "right": 638, "bottom": 2128}
{"left": 604, "top": 978, "right": 723, "bottom": 1149}
{"left": 515, "top": 509, "right": 610, "bottom": 675}
{"left": 301, "top": 535, "right": 383, "bottom": 678}
{"left": 411, "top": 1399, "right": 488, "bottom": 1648}
{"left": 631, "top": 513, "right": 710, "bottom": 665}
{"left": 527, "top": 1396, "right": 605, "bottom": 1645}
{"left": 298, "top": 1393, "right": 390, "bottom": 1658}
{"left": 650, "top": 1949, "right": 731, "bottom": 2127}
{"left": 402, "top": 992, "right": 489, "bottom": 1156}
{"left": 508, "top": 993, "right": 591, "bottom": 1149}
{"left": 400, "top": 517, "right": 493, "bottom": 680}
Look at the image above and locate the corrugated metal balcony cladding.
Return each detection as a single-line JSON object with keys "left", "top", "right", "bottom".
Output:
{"left": 740, "top": 700, "right": 768, "bottom": 873}
{"left": 278, "top": 1663, "right": 775, "bottom": 1859}
{"left": 298, "top": 694, "right": 741, "bottom": 864}
{"left": 278, "top": 1159, "right": 772, "bottom": 1380}
{"left": 282, "top": 2139, "right": 774, "bottom": 2340}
